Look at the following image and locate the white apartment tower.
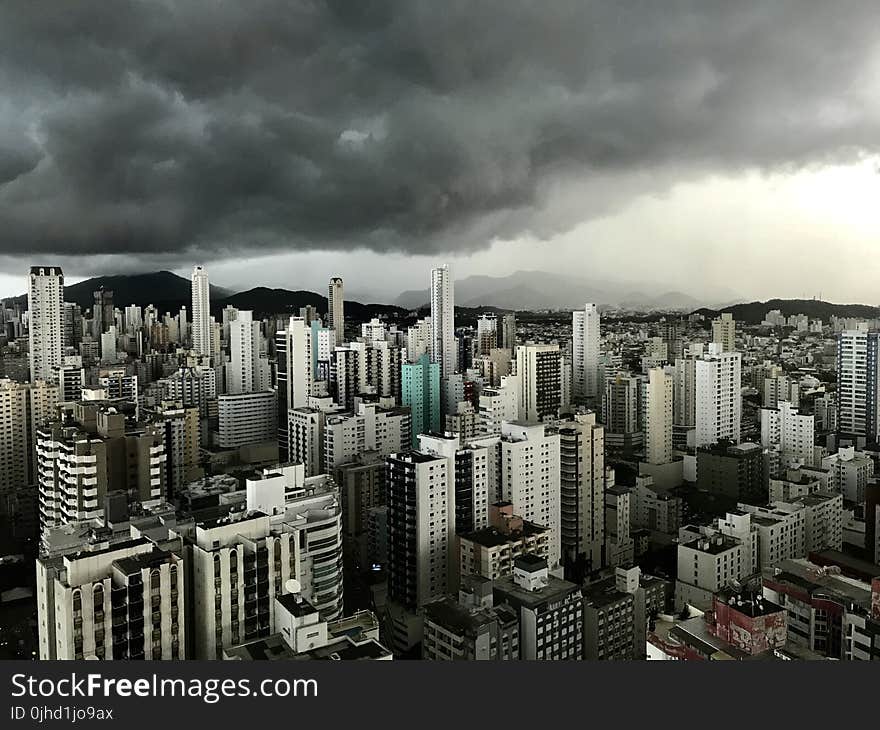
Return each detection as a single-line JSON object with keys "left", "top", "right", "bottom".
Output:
{"left": 227, "top": 311, "right": 270, "bottom": 394}
{"left": 276, "top": 317, "right": 313, "bottom": 459}
{"left": 191, "top": 266, "right": 212, "bottom": 357}
{"left": 694, "top": 344, "right": 742, "bottom": 448}
{"left": 643, "top": 367, "right": 674, "bottom": 465}
{"left": 28, "top": 266, "right": 65, "bottom": 382}
{"left": 328, "top": 277, "right": 345, "bottom": 347}
{"left": 572, "top": 303, "right": 600, "bottom": 399}
{"left": 500, "top": 422, "right": 562, "bottom": 567}
{"left": 836, "top": 330, "right": 870, "bottom": 437}
{"left": 761, "top": 401, "right": 816, "bottom": 468}
{"left": 430, "top": 264, "right": 456, "bottom": 379}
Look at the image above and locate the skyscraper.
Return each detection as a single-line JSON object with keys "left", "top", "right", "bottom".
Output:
{"left": 643, "top": 367, "right": 674, "bottom": 465}
{"left": 559, "top": 412, "right": 605, "bottom": 571}
{"left": 191, "top": 265, "right": 211, "bottom": 356}
{"left": 515, "top": 343, "right": 561, "bottom": 423}
{"left": 328, "top": 277, "right": 345, "bottom": 347}
{"left": 227, "top": 311, "right": 269, "bottom": 394}
{"left": 694, "top": 344, "right": 742, "bottom": 448}
{"left": 93, "top": 287, "right": 114, "bottom": 335}
{"left": 430, "top": 264, "right": 456, "bottom": 379}
{"left": 402, "top": 353, "right": 441, "bottom": 447}
{"left": 838, "top": 329, "right": 878, "bottom": 440}
{"left": 386, "top": 451, "right": 453, "bottom": 612}
{"left": 500, "top": 422, "right": 562, "bottom": 567}
{"left": 28, "top": 266, "right": 64, "bottom": 382}
{"left": 275, "top": 316, "right": 313, "bottom": 460}
{"left": 572, "top": 303, "right": 600, "bottom": 399}
{"left": 711, "top": 312, "right": 736, "bottom": 353}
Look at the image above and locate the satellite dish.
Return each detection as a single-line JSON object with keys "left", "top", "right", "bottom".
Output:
{"left": 284, "top": 579, "right": 301, "bottom": 595}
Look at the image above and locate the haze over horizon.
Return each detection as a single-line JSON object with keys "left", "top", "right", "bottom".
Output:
{"left": 1, "top": 3, "right": 880, "bottom": 303}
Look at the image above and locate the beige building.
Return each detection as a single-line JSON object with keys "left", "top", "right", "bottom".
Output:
{"left": 459, "top": 502, "right": 551, "bottom": 581}
{"left": 37, "top": 537, "right": 185, "bottom": 660}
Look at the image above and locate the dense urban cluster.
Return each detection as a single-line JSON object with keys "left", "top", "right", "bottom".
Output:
{"left": 0, "top": 263, "right": 879, "bottom": 662}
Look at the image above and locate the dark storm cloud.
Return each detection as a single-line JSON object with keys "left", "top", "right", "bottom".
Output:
{"left": 0, "top": 0, "right": 878, "bottom": 263}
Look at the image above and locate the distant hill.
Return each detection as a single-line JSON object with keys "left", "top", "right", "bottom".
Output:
{"left": 10, "top": 272, "right": 409, "bottom": 321}
{"left": 12, "top": 271, "right": 233, "bottom": 311}
{"left": 222, "top": 287, "right": 407, "bottom": 320}
{"left": 396, "top": 270, "right": 738, "bottom": 311}
{"left": 695, "top": 299, "right": 880, "bottom": 324}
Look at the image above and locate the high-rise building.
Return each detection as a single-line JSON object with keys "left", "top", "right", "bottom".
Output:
{"left": 418, "top": 432, "right": 490, "bottom": 535}
{"left": 324, "top": 402, "right": 411, "bottom": 471}
{"left": 227, "top": 311, "right": 270, "bottom": 394}
{"left": 161, "top": 366, "right": 216, "bottom": 419}
{"left": 191, "top": 266, "right": 211, "bottom": 357}
{"left": 191, "top": 471, "right": 343, "bottom": 658}
{"left": 147, "top": 400, "right": 201, "bottom": 498}
{"left": 603, "top": 372, "right": 643, "bottom": 452}
{"left": 401, "top": 353, "right": 440, "bottom": 447}
{"left": 430, "top": 264, "right": 456, "bottom": 379}
{"left": 476, "top": 314, "right": 498, "bottom": 356}
{"left": 761, "top": 401, "right": 815, "bottom": 469}
{"left": 478, "top": 375, "right": 520, "bottom": 436}
{"left": 500, "top": 422, "right": 562, "bottom": 567}
{"left": 515, "top": 344, "right": 561, "bottom": 423}
{"left": 328, "top": 277, "right": 345, "bottom": 347}
{"left": 37, "top": 403, "right": 166, "bottom": 540}
{"left": 331, "top": 340, "right": 402, "bottom": 410}
{"left": 558, "top": 412, "right": 605, "bottom": 571}
{"left": 386, "top": 451, "right": 452, "bottom": 611}
{"left": 217, "top": 391, "right": 277, "bottom": 449}
{"left": 501, "top": 313, "right": 517, "bottom": 351}
{"left": 837, "top": 329, "right": 879, "bottom": 440}
{"left": 93, "top": 287, "right": 114, "bottom": 335}
{"left": 643, "top": 367, "right": 673, "bottom": 465}
{"left": 53, "top": 356, "right": 84, "bottom": 402}
{"left": 0, "top": 379, "right": 59, "bottom": 503}
{"left": 406, "top": 316, "right": 432, "bottom": 363}
{"left": 711, "top": 312, "right": 736, "bottom": 353}
{"left": 37, "top": 538, "right": 186, "bottom": 660}
{"left": 28, "top": 266, "right": 64, "bottom": 382}
{"left": 275, "top": 317, "right": 313, "bottom": 460}
{"left": 572, "top": 303, "right": 600, "bottom": 399}
{"left": 764, "top": 373, "right": 800, "bottom": 409}
{"left": 694, "top": 344, "right": 742, "bottom": 448}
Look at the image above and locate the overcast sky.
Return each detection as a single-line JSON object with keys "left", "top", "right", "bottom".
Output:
{"left": 1, "top": 1, "right": 879, "bottom": 303}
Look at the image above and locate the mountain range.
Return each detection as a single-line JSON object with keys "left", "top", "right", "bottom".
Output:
{"left": 696, "top": 299, "right": 880, "bottom": 325}
{"left": 9, "top": 271, "right": 877, "bottom": 325}
{"left": 394, "top": 270, "right": 741, "bottom": 310}
{"left": 11, "top": 271, "right": 409, "bottom": 320}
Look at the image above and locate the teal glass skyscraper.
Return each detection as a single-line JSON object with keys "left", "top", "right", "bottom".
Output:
{"left": 402, "top": 353, "right": 441, "bottom": 447}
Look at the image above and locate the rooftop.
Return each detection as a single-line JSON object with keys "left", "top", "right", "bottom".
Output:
{"left": 682, "top": 534, "right": 741, "bottom": 555}
{"left": 494, "top": 573, "right": 579, "bottom": 609}
{"left": 461, "top": 522, "right": 547, "bottom": 548}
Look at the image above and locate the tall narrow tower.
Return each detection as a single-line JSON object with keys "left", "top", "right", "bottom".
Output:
{"left": 328, "top": 277, "right": 345, "bottom": 347}
{"left": 28, "top": 266, "right": 64, "bottom": 382}
{"left": 572, "top": 303, "right": 600, "bottom": 399}
{"left": 430, "top": 264, "right": 456, "bottom": 379}
{"left": 191, "top": 266, "right": 211, "bottom": 356}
